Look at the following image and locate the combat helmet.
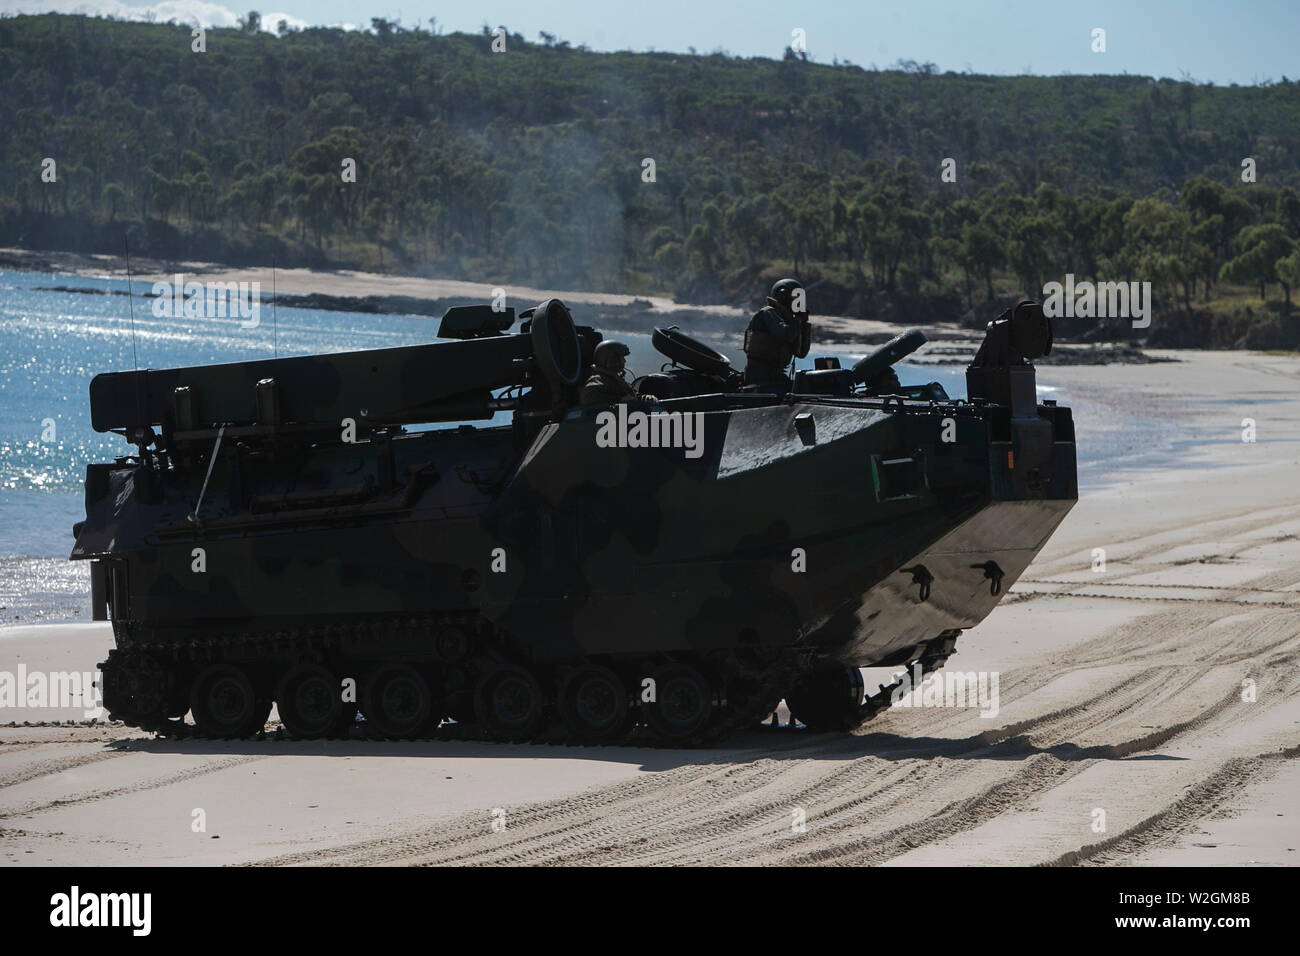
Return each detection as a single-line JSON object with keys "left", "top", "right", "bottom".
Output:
{"left": 768, "top": 278, "right": 807, "bottom": 322}
{"left": 592, "top": 339, "right": 631, "bottom": 376}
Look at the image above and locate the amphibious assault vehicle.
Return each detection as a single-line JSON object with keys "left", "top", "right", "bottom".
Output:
{"left": 72, "top": 299, "right": 1076, "bottom": 745}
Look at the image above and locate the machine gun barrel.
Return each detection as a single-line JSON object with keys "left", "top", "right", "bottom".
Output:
{"left": 850, "top": 329, "right": 928, "bottom": 385}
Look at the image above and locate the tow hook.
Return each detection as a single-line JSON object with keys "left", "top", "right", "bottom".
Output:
{"left": 971, "top": 560, "right": 1005, "bottom": 595}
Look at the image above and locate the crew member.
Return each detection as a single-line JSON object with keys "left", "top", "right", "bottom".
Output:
{"left": 742, "top": 278, "right": 811, "bottom": 389}
{"left": 580, "top": 340, "right": 657, "bottom": 406}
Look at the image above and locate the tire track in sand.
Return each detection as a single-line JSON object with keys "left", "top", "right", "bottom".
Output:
{"left": 0, "top": 754, "right": 265, "bottom": 820}
{"left": 250, "top": 654, "right": 1251, "bottom": 866}
{"left": 1047, "top": 743, "right": 1300, "bottom": 866}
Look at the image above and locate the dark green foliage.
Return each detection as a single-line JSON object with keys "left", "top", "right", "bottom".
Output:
{"left": 3, "top": 13, "right": 1300, "bottom": 341}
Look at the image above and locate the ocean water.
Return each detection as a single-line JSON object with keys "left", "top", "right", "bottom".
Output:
{"left": 0, "top": 265, "right": 1196, "bottom": 624}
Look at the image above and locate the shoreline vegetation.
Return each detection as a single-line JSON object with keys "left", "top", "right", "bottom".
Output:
{"left": 3, "top": 15, "right": 1300, "bottom": 350}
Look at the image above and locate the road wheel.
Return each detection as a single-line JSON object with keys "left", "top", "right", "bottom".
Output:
{"left": 559, "top": 666, "right": 631, "bottom": 743}
{"left": 362, "top": 664, "right": 438, "bottom": 739}
{"left": 784, "top": 666, "right": 865, "bottom": 732}
{"left": 191, "top": 664, "right": 267, "bottom": 738}
{"left": 476, "top": 666, "right": 547, "bottom": 742}
{"left": 644, "top": 663, "right": 717, "bottom": 742}
{"left": 277, "top": 663, "right": 344, "bottom": 740}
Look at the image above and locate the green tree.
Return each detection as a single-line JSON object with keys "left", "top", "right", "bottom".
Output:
{"left": 1275, "top": 251, "right": 1300, "bottom": 313}
{"left": 101, "top": 182, "right": 126, "bottom": 222}
{"left": 1219, "top": 224, "right": 1297, "bottom": 303}
{"left": 959, "top": 222, "right": 1004, "bottom": 302}
{"left": 1120, "top": 199, "right": 1202, "bottom": 313}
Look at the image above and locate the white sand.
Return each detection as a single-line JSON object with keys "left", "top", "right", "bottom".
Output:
{"left": 2, "top": 247, "right": 748, "bottom": 320}
{"left": 3, "top": 348, "right": 1298, "bottom": 866}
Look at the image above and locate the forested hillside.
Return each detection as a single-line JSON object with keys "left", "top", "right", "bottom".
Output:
{"left": 4, "top": 13, "right": 1300, "bottom": 344}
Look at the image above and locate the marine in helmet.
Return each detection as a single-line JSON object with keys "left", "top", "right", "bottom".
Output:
{"left": 580, "top": 339, "right": 657, "bottom": 407}
{"left": 743, "top": 278, "right": 811, "bottom": 389}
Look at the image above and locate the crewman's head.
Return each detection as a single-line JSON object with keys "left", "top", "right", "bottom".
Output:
{"left": 593, "top": 339, "right": 630, "bottom": 377}
{"left": 769, "top": 278, "right": 807, "bottom": 322}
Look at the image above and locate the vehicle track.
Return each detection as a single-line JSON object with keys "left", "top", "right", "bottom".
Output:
{"left": 6, "top": 607, "right": 1292, "bottom": 866}
{"left": 248, "top": 641, "right": 1271, "bottom": 866}
{"left": 0, "top": 746, "right": 128, "bottom": 790}
{"left": 0, "top": 754, "right": 264, "bottom": 820}
{"left": 492, "top": 672, "right": 1258, "bottom": 867}
{"left": 1048, "top": 743, "right": 1300, "bottom": 866}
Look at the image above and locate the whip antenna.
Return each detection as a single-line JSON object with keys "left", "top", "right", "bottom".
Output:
{"left": 122, "top": 237, "right": 147, "bottom": 448}
{"left": 123, "top": 237, "right": 139, "bottom": 374}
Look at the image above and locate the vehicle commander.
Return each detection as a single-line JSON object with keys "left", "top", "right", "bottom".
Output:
{"left": 742, "top": 278, "right": 811, "bottom": 389}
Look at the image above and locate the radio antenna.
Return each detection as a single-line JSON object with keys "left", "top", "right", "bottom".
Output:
{"left": 122, "top": 237, "right": 147, "bottom": 449}
{"left": 123, "top": 237, "right": 139, "bottom": 373}
{"left": 272, "top": 257, "right": 279, "bottom": 358}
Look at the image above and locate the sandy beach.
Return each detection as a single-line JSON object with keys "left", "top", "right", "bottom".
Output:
{"left": 2, "top": 344, "right": 1297, "bottom": 866}
{"left": 0, "top": 246, "right": 749, "bottom": 320}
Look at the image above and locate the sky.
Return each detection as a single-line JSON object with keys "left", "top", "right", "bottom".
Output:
{"left": 2, "top": 0, "right": 1296, "bottom": 86}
